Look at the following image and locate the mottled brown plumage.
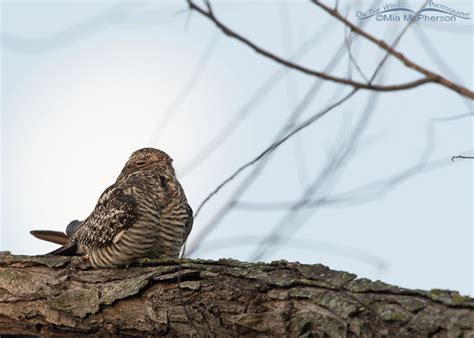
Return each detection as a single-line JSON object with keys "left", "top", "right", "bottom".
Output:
{"left": 36, "top": 148, "right": 193, "bottom": 268}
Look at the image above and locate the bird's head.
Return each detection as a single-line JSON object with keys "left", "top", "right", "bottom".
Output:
{"left": 116, "top": 148, "right": 175, "bottom": 182}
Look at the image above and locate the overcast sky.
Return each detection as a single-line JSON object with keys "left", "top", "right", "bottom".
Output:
{"left": 1, "top": 0, "right": 473, "bottom": 295}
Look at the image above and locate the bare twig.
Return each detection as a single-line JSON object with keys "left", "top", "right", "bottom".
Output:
{"left": 248, "top": 2, "right": 425, "bottom": 261}
{"left": 345, "top": 30, "right": 370, "bottom": 83}
{"left": 233, "top": 153, "right": 450, "bottom": 211}
{"left": 187, "top": 1, "right": 434, "bottom": 93}
{"left": 451, "top": 155, "right": 474, "bottom": 161}
{"left": 311, "top": 0, "right": 474, "bottom": 99}
{"left": 431, "top": 112, "right": 474, "bottom": 122}
{"left": 248, "top": 89, "right": 377, "bottom": 261}
{"left": 178, "top": 19, "right": 336, "bottom": 177}
{"left": 412, "top": 26, "right": 464, "bottom": 86}
{"left": 187, "top": 5, "right": 374, "bottom": 254}
{"left": 2, "top": 3, "right": 181, "bottom": 53}
{"left": 412, "top": 25, "right": 471, "bottom": 110}
{"left": 188, "top": 40, "right": 350, "bottom": 227}
{"left": 277, "top": 1, "right": 310, "bottom": 188}
{"left": 187, "top": 88, "right": 356, "bottom": 255}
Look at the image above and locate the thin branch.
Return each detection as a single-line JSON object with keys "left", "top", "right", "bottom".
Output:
{"left": 193, "top": 91, "right": 355, "bottom": 220}
{"left": 277, "top": 1, "right": 310, "bottom": 188}
{"left": 411, "top": 23, "right": 471, "bottom": 110}
{"left": 451, "top": 155, "right": 474, "bottom": 161}
{"left": 189, "top": 48, "right": 350, "bottom": 214}
{"left": 248, "top": 88, "right": 378, "bottom": 261}
{"left": 431, "top": 112, "right": 474, "bottom": 122}
{"left": 412, "top": 25, "right": 464, "bottom": 86}
{"left": 187, "top": 1, "right": 433, "bottom": 92}
{"left": 187, "top": 88, "right": 356, "bottom": 257}
{"left": 187, "top": 9, "right": 374, "bottom": 254}
{"left": 248, "top": 4, "right": 424, "bottom": 261}
{"left": 233, "top": 156, "right": 449, "bottom": 211}
{"left": 311, "top": 0, "right": 474, "bottom": 99}
{"left": 345, "top": 30, "right": 370, "bottom": 83}
{"left": 1, "top": 3, "right": 151, "bottom": 53}
{"left": 178, "top": 19, "right": 336, "bottom": 177}
{"left": 190, "top": 39, "right": 349, "bottom": 218}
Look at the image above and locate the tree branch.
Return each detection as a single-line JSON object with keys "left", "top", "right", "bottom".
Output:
{"left": 186, "top": 1, "right": 434, "bottom": 93}
{"left": 451, "top": 155, "right": 474, "bottom": 161}
{"left": 312, "top": 0, "right": 474, "bottom": 99}
{"left": 1, "top": 252, "right": 473, "bottom": 336}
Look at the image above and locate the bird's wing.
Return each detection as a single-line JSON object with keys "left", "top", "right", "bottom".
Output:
{"left": 30, "top": 230, "right": 69, "bottom": 245}
{"left": 72, "top": 184, "right": 140, "bottom": 249}
{"left": 65, "top": 219, "right": 82, "bottom": 237}
{"left": 183, "top": 203, "right": 194, "bottom": 243}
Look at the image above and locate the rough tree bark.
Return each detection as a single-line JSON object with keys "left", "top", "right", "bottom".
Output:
{"left": 0, "top": 251, "right": 473, "bottom": 337}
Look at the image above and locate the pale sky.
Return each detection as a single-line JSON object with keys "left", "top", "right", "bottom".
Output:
{"left": 1, "top": 0, "right": 473, "bottom": 295}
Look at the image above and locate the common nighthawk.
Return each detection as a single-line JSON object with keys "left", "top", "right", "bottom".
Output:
{"left": 31, "top": 148, "right": 193, "bottom": 268}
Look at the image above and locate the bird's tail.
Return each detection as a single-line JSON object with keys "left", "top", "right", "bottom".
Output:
{"left": 30, "top": 230, "right": 79, "bottom": 256}
{"left": 30, "top": 230, "right": 69, "bottom": 245}
{"left": 30, "top": 219, "right": 83, "bottom": 256}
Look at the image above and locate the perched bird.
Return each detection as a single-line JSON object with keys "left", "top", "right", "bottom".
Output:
{"left": 30, "top": 148, "right": 193, "bottom": 268}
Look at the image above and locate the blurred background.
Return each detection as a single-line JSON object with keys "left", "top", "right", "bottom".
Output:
{"left": 1, "top": 0, "right": 472, "bottom": 295}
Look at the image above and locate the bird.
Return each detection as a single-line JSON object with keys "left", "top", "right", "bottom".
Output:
{"left": 30, "top": 148, "right": 193, "bottom": 268}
